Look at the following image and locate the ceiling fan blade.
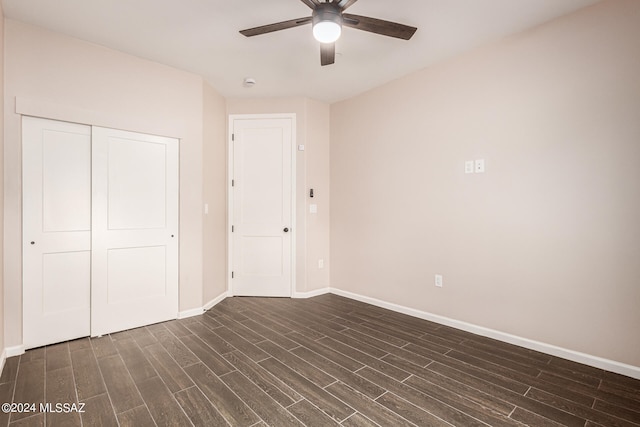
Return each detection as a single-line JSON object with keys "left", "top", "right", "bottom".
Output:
{"left": 334, "top": 0, "right": 359, "bottom": 10}
{"left": 343, "top": 14, "right": 417, "bottom": 40}
{"left": 320, "top": 43, "right": 335, "bottom": 66}
{"left": 240, "top": 17, "right": 312, "bottom": 37}
{"left": 300, "top": 0, "right": 321, "bottom": 9}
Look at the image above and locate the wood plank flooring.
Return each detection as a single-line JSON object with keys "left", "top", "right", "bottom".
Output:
{"left": 1, "top": 294, "right": 639, "bottom": 426}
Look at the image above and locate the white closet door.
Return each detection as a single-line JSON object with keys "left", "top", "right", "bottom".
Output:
{"left": 91, "top": 127, "right": 179, "bottom": 336}
{"left": 23, "top": 117, "right": 92, "bottom": 349}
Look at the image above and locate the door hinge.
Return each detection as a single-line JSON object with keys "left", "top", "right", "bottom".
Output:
{"left": 232, "top": 179, "right": 235, "bottom": 187}
{"left": 232, "top": 133, "right": 235, "bottom": 141}
{"left": 231, "top": 271, "right": 234, "bottom": 279}
{"left": 231, "top": 225, "right": 234, "bottom": 232}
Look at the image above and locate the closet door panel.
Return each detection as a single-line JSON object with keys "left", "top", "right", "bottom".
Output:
{"left": 22, "top": 117, "right": 91, "bottom": 349}
{"left": 91, "top": 126, "right": 179, "bottom": 336}
{"left": 107, "top": 137, "right": 167, "bottom": 230}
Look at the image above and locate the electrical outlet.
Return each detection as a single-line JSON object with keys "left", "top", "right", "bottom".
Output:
{"left": 435, "top": 274, "right": 443, "bottom": 288}
{"left": 318, "top": 259, "right": 324, "bottom": 269}
{"left": 475, "top": 159, "right": 485, "bottom": 173}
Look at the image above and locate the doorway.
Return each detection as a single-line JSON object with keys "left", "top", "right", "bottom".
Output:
{"left": 229, "top": 115, "right": 296, "bottom": 297}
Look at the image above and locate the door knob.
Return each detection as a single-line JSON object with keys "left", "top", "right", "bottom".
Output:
{"left": 283, "top": 227, "right": 289, "bottom": 233}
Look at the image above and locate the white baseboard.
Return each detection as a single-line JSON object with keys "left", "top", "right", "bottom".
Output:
{"left": 293, "top": 287, "right": 330, "bottom": 299}
{"left": 204, "top": 291, "right": 229, "bottom": 311}
{"left": 329, "top": 288, "right": 640, "bottom": 380}
{"left": 179, "top": 291, "right": 229, "bottom": 319}
{"left": 0, "top": 349, "right": 5, "bottom": 378}
{"left": 6, "top": 345, "right": 25, "bottom": 358}
{"left": 177, "top": 307, "right": 204, "bottom": 319}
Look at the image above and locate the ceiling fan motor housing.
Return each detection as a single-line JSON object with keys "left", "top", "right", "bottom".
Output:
{"left": 312, "top": 3, "right": 344, "bottom": 28}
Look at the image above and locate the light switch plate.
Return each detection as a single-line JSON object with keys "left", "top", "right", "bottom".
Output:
{"left": 298, "top": 144, "right": 305, "bottom": 151}
{"left": 465, "top": 161, "right": 474, "bottom": 174}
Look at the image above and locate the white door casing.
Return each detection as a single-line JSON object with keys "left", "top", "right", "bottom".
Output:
{"left": 91, "top": 127, "right": 179, "bottom": 336}
{"left": 230, "top": 115, "right": 295, "bottom": 297}
{"left": 22, "top": 117, "right": 92, "bottom": 349}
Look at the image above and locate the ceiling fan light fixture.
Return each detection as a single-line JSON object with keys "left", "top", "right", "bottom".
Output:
{"left": 313, "top": 20, "right": 341, "bottom": 43}
{"left": 312, "top": 3, "right": 343, "bottom": 43}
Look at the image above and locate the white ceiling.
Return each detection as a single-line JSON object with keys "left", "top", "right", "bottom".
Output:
{"left": 2, "top": 0, "right": 601, "bottom": 103}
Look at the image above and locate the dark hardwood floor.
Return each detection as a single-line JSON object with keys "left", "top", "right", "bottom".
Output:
{"left": 1, "top": 294, "right": 639, "bottom": 426}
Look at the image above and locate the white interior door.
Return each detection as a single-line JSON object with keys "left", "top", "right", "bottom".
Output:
{"left": 231, "top": 116, "right": 294, "bottom": 297}
{"left": 23, "top": 117, "right": 92, "bottom": 349}
{"left": 91, "top": 127, "right": 179, "bottom": 336}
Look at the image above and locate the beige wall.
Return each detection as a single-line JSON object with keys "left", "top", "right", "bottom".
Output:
{"left": 330, "top": 0, "right": 640, "bottom": 367}
{"left": 3, "top": 20, "right": 207, "bottom": 348}
{"left": 227, "top": 98, "right": 331, "bottom": 293}
{"left": 203, "top": 82, "right": 228, "bottom": 303}
{"left": 0, "top": 6, "right": 5, "bottom": 360}
{"left": 305, "top": 99, "right": 331, "bottom": 291}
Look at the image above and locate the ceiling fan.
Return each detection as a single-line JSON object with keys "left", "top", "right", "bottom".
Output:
{"left": 239, "top": 0, "right": 418, "bottom": 66}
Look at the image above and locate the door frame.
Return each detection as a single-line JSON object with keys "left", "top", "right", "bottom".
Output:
{"left": 227, "top": 114, "right": 297, "bottom": 297}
